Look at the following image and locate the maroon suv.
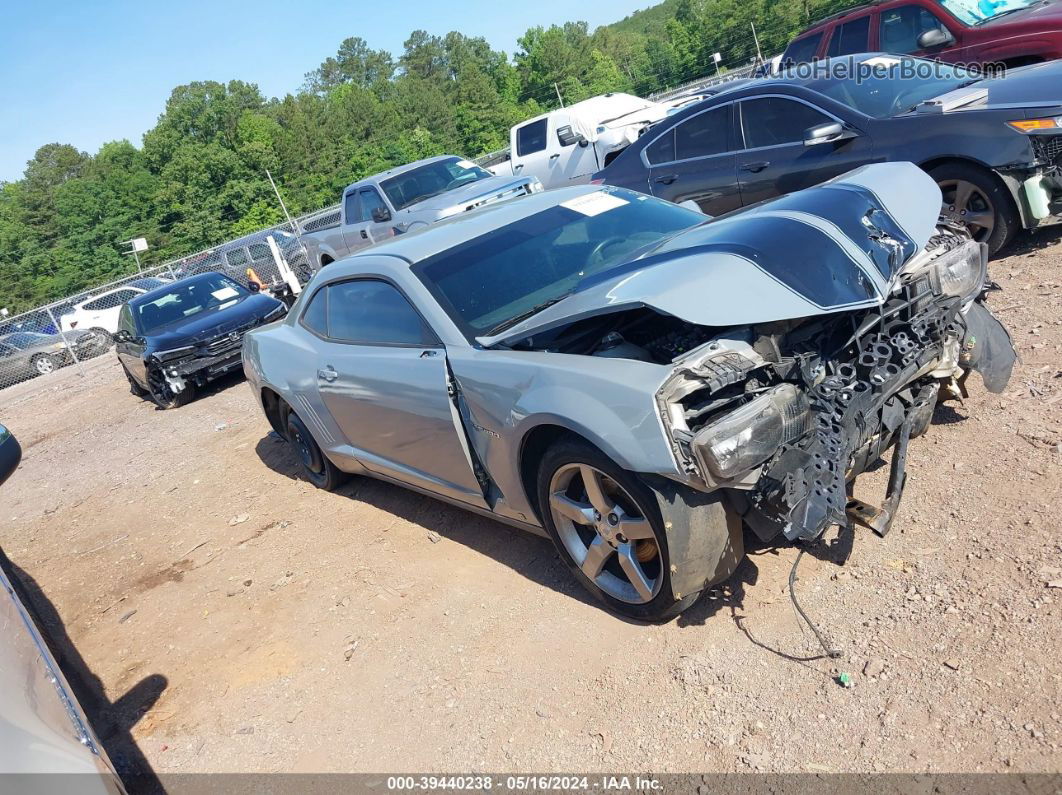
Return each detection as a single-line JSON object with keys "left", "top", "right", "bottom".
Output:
{"left": 783, "top": 0, "right": 1062, "bottom": 67}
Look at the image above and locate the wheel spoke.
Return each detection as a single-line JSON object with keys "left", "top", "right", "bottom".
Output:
{"left": 952, "top": 181, "right": 974, "bottom": 211}
{"left": 581, "top": 536, "right": 613, "bottom": 580}
{"left": 550, "top": 492, "right": 595, "bottom": 526}
{"left": 617, "top": 512, "right": 654, "bottom": 540}
{"left": 965, "top": 209, "right": 994, "bottom": 233}
{"left": 579, "top": 465, "right": 613, "bottom": 515}
{"left": 617, "top": 545, "right": 654, "bottom": 602}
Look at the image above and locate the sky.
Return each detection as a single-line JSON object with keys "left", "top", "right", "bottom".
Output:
{"left": 0, "top": 0, "right": 659, "bottom": 183}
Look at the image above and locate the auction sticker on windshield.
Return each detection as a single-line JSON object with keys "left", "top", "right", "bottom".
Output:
{"left": 560, "top": 191, "right": 629, "bottom": 217}
{"left": 456, "top": 159, "right": 477, "bottom": 169}
{"left": 212, "top": 287, "right": 239, "bottom": 301}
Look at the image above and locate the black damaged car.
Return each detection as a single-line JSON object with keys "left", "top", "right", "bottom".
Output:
{"left": 114, "top": 271, "right": 286, "bottom": 409}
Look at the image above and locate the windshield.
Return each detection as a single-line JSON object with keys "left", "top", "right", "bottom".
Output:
{"left": 804, "top": 56, "right": 980, "bottom": 118}
{"left": 136, "top": 274, "right": 248, "bottom": 334}
{"left": 938, "top": 0, "right": 1035, "bottom": 24}
{"left": 380, "top": 158, "right": 492, "bottom": 211}
{"left": 413, "top": 189, "right": 705, "bottom": 338}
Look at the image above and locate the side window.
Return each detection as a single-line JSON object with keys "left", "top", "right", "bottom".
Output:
{"left": 84, "top": 290, "right": 136, "bottom": 311}
{"left": 226, "top": 248, "right": 250, "bottom": 268}
{"left": 300, "top": 288, "right": 327, "bottom": 335}
{"left": 646, "top": 130, "right": 676, "bottom": 165}
{"left": 674, "top": 106, "right": 729, "bottom": 160}
{"left": 248, "top": 242, "right": 273, "bottom": 265}
{"left": 360, "top": 188, "right": 389, "bottom": 221}
{"left": 81, "top": 296, "right": 106, "bottom": 311}
{"left": 827, "top": 15, "right": 871, "bottom": 56}
{"left": 740, "top": 97, "right": 832, "bottom": 149}
{"left": 782, "top": 31, "right": 824, "bottom": 65}
{"left": 516, "top": 119, "right": 548, "bottom": 156}
{"left": 880, "top": 5, "right": 947, "bottom": 53}
{"left": 118, "top": 305, "right": 135, "bottom": 334}
{"left": 326, "top": 280, "right": 436, "bottom": 346}
{"left": 343, "top": 191, "right": 363, "bottom": 224}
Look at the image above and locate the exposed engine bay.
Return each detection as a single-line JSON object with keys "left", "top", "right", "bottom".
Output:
{"left": 511, "top": 222, "right": 1016, "bottom": 543}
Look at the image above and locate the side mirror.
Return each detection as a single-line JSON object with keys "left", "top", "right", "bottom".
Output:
{"left": 917, "top": 27, "right": 954, "bottom": 49}
{"left": 371, "top": 206, "right": 392, "bottom": 223}
{"left": 0, "top": 424, "right": 21, "bottom": 488}
{"left": 803, "top": 121, "right": 856, "bottom": 146}
{"left": 113, "top": 329, "right": 133, "bottom": 344}
{"left": 246, "top": 280, "right": 261, "bottom": 293}
{"left": 557, "top": 125, "right": 586, "bottom": 147}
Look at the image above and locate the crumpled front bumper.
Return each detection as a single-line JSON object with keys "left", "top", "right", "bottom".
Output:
{"left": 737, "top": 298, "right": 1015, "bottom": 544}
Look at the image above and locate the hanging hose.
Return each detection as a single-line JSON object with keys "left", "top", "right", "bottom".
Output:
{"left": 789, "top": 547, "right": 843, "bottom": 660}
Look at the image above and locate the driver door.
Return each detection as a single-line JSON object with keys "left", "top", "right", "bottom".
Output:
{"left": 734, "top": 96, "right": 877, "bottom": 207}
{"left": 307, "top": 278, "right": 487, "bottom": 508}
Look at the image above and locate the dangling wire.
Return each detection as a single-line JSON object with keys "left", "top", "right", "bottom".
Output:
{"left": 789, "top": 547, "right": 843, "bottom": 660}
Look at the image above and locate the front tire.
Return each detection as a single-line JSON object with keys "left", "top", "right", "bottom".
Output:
{"left": 929, "top": 162, "right": 1019, "bottom": 255}
{"left": 285, "top": 411, "right": 348, "bottom": 491}
{"left": 147, "top": 367, "right": 195, "bottom": 410}
{"left": 31, "top": 354, "right": 58, "bottom": 376}
{"left": 536, "top": 439, "right": 713, "bottom": 621}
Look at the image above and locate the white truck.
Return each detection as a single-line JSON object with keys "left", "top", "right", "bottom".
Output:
{"left": 484, "top": 93, "right": 668, "bottom": 189}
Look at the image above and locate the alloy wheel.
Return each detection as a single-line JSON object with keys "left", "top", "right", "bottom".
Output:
{"left": 548, "top": 463, "right": 662, "bottom": 604}
{"left": 34, "top": 356, "right": 55, "bottom": 375}
{"left": 937, "top": 178, "right": 995, "bottom": 243}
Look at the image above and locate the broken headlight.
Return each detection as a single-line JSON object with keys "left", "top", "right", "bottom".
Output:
{"left": 692, "top": 384, "right": 811, "bottom": 481}
{"left": 930, "top": 239, "right": 985, "bottom": 302}
{"left": 153, "top": 345, "right": 195, "bottom": 362}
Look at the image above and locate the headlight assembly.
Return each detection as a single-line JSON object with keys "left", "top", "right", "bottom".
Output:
{"left": 931, "top": 239, "right": 985, "bottom": 302}
{"left": 692, "top": 384, "right": 811, "bottom": 481}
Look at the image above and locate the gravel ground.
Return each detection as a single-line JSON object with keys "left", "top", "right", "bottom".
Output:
{"left": 1, "top": 229, "right": 1060, "bottom": 782}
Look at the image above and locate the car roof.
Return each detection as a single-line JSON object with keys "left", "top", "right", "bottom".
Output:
{"left": 330, "top": 185, "right": 603, "bottom": 268}
{"left": 128, "top": 271, "right": 228, "bottom": 306}
{"left": 343, "top": 155, "right": 464, "bottom": 193}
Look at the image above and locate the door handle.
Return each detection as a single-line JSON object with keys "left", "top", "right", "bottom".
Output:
{"left": 419, "top": 350, "right": 440, "bottom": 358}
{"left": 317, "top": 366, "right": 338, "bottom": 382}
{"left": 549, "top": 153, "right": 560, "bottom": 160}
{"left": 360, "top": 230, "right": 368, "bottom": 239}
{"left": 740, "top": 161, "right": 771, "bottom": 173}
{"left": 653, "top": 174, "right": 678, "bottom": 184}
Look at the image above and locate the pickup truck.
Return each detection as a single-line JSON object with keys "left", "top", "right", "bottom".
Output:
{"left": 298, "top": 155, "right": 541, "bottom": 269}
{"left": 484, "top": 93, "right": 668, "bottom": 190}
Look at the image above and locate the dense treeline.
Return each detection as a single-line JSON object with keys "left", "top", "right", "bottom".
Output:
{"left": 0, "top": 0, "right": 854, "bottom": 313}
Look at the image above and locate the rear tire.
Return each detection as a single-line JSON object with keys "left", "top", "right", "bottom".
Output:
{"left": 537, "top": 438, "right": 736, "bottom": 621}
{"left": 285, "top": 411, "right": 348, "bottom": 491}
{"left": 928, "top": 162, "right": 1019, "bottom": 255}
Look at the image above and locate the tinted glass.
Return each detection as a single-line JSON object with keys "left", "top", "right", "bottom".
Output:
{"left": 782, "top": 31, "right": 824, "bottom": 64}
{"left": 827, "top": 15, "right": 871, "bottom": 56}
{"left": 118, "top": 305, "right": 135, "bottom": 334}
{"left": 645, "top": 129, "right": 676, "bottom": 164}
{"left": 301, "top": 288, "right": 327, "bottom": 335}
{"left": 226, "top": 248, "right": 250, "bottom": 268}
{"left": 413, "top": 190, "right": 704, "bottom": 337}
{"left": 881, "top": 5, "right": 947, "bottom": 52}
{"left": 674, "top": 106, "right": 729, "bottom": 159}
{"left": 344, "top": 191, "right": 362, "bottom": 224}
{"left": 248, "top": 242, "right": 272, "bottom": 264}
{"left": 136, "top": 274, "right": 249, "bottom": 334}
{"left": 326, "top": 280, "right": 434, "bottom": 345}
{"left": 380, "top": 158, "right": 492, "bottom": 211}
{"left": 360, "top": 188, "right": 389, "bottom": 221}
{"left": 740, "top": 98, "right": 831, "bottom": 149}
{"left": 516, "top": 119, "right": 548, "bottom": 156}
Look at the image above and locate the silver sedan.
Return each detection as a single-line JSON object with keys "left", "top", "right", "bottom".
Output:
{"left": 243, "top": 163, "right": 1013, "bottom": 621}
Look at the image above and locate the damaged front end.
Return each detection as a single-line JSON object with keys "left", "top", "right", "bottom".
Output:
{"left": 147, "top": 308, "right": 285, "bottom": 395}
{"left": 657, "top": 223, "right": 1015, "bottom": 543}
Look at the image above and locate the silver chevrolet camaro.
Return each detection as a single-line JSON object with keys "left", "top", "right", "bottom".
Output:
{"left": 243, "top": 162, "right": 1014, "bottom": 621}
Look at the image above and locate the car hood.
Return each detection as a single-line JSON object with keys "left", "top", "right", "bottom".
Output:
{"left": 920, "top": 59, "right": 1062, "bottom": 112}
{"left": 480, "top": 162, "right": 940, "bottom": 348}
{"left": 146, "top": 293, "right": 283, "bottom": 349}
{"left": 400, "top": 176, "right": 535, "bottom": 216}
